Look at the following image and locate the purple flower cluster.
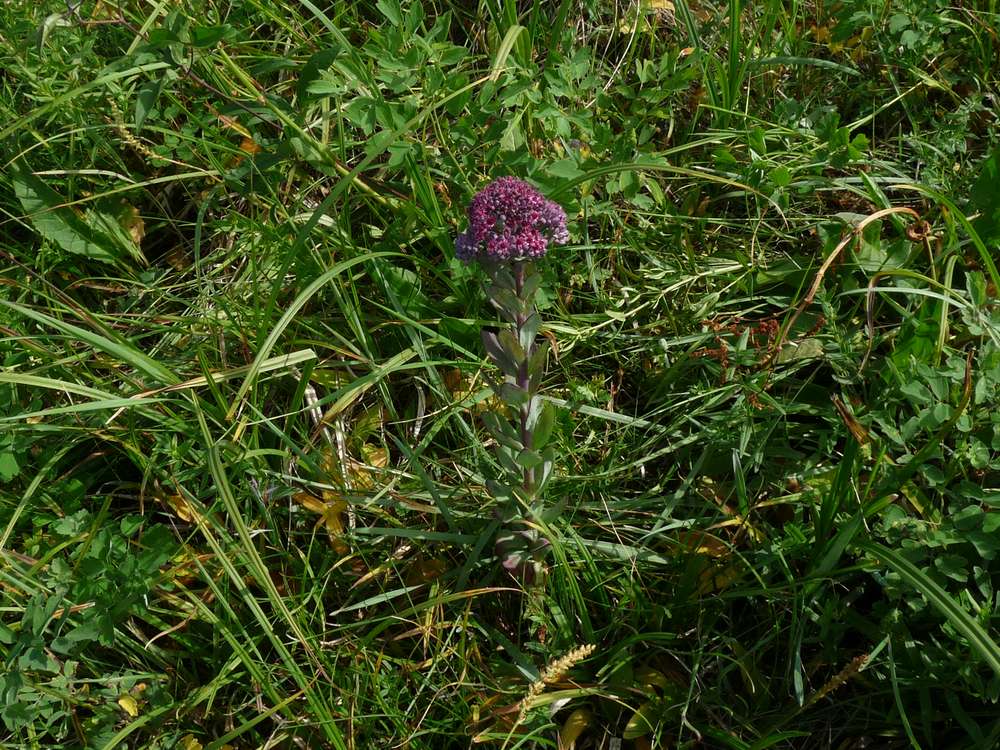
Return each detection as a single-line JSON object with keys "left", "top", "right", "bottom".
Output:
{"left": 455, "top": 177, "right": 569, "bottom": 263}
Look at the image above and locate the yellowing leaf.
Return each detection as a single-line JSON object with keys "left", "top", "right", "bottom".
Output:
{"left": 91, "top": 1, "right": 118, "bottom": 20}
{"left": 558, "top": 708, "right": 592, "bottom": 749}
{"left": 117, "top": 694, "right": 139, "bottom": 717}
{"left": 180, "top": 735, "right": 203, "bottom": 750}
{"left": 624, "top": 700, "right": 657, "bottom": 739}
{"left": 635, "top": 666, "right": 670, "bottom": 694}
{"left": 161, "top": 493, "right": 201, "bottom": 524}
{"left": 698, "top": 562, "right": 742, "bottom": 594}
{"left": 675, "top": 530, "right": 729, "bottom": 558}
{"left": 240, "top": 137, "right": 262, "bottom": 154}
{"left": 318, "top": 496, "right": 349, "bottom": 542}
{"left": 118, "top": 202, "right": 145, "bottom": 246}
{"left": 352, "top": 443, "right": 389, "bottom": 489}
{"left": 362, "top": 443, "right": 388, "bottom": 468}
{"left": 217, "top": 114, "right": 252, "bottom": 140}
{"left": 292, "top": 491, "right": 349, "bottom": 553}
{"left": 292, "top": 490, "right": 327, "bottom": 515}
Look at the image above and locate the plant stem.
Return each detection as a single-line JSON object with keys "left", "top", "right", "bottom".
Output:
{"left": 514, "top": 261, "right": 535, "bottom": 495}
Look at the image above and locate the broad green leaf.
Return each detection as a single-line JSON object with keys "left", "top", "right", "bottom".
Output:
{"left": 971, "top": 149, "right": 1000, "bottom": 242}
{"left": 1, "top": 701, "right": 33, "bottom": 731}
{"left": 497, "top": 329, "right": 525, "bottom": 362}
{"left": 498, "top": 382, "right": 529, "bottom": 406}
{"left": 515, "top": 448, "right": 543, "bottom": 469}
{"left": 547, "top": 159, "right": 585, "bottom": 179}
{"left": 191, "top": 24, "right": 234, "bottom": 47}
{"left": 375, "top": 0, "right": 402, "bottom": 26}
{"left": 135, "top": 77, "right": 165, "bottom": 130}
{"left": 517, "top": 312, "right": 540, "bottom": 353}
{"left": 297, "top": 47, "right": 342, "bottom": 102}
{"left": 11, "top": 163, "right": 120, "bottom": 265}
{"left": 0, "top": 453, "right": 19, "bottom": 482}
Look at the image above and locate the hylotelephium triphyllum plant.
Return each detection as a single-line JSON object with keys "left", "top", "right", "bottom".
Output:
{"left": 455, "top": 176, "right": 569, "bottom": 583}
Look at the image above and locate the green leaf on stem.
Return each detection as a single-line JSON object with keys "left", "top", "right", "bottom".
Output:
{"left": 498, "top": 329, "right": 526, "bottom": 362}
{"left": 531, "top": 401, "right": 557, "bottom": 449}
{"left": 521, "top": 271, "right": 542, "bottom": 300}
{"left": 528, "top": 339, "right": 550, "bottom": 375}
{"left": 516, "top": 449, "right": 544, "bottom": 469}
{"left": 518, "top": 312, "right": 541, "bottom": 353}
{"left": 482, "top": 330, "right": 519, "bottom": 376}
{"left": 496, "top": 445, "right": 521, "bottom": 475}
{"left": 489, "top": 287, "right": 523, "bottom": 322}
{"left": 481, "top": 411, "right": 523, "bottom": 451}
{"left": 529, "top": 369, "right": 544, "bottom": 392}
{"left": 537, "top": 448, "right": 557, "bottom": 493}
{"left": 491, "top": 266, "right": 517, "bottom": 290}
{"left": 135, "top": 76, "right": 165, "bottom": 130}
{"left": 486, "top": 479, "right": 515, "bottom": 503}
{"left": 499, "top": 382, "right": 529, "bottom": 406}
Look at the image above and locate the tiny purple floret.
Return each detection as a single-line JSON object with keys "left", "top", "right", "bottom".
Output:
{"left": 455, "top": 177, "right": 569, "bottom": 263}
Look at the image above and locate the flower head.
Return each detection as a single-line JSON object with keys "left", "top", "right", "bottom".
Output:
{"left": 455, "top": 177, "right": 568, "bottom": 263}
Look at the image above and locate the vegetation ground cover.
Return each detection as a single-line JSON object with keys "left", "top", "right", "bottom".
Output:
{"left": 1, "top": 0, "right": 999, "bottom": 748}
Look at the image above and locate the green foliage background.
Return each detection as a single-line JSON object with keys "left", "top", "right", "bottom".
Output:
{"left": 1, "top": 0, "right": 999, "bottom": 748}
